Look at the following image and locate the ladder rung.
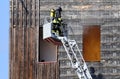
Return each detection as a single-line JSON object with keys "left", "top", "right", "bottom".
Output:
{"left": 60, "top": 37, "right": 92, "bottom": 79}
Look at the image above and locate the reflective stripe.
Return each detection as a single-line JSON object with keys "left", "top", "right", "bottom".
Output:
{"left": 50, "top": 12, "right": 55, "bottom": 17}
{"left": 56, "top": 30, "right": 59, "bottom": 35}
{"left": 58, "top": 18, "right": 62, "bottom": 21}
{"left": 52, "top": 19, "right": 59, "bottom": 23}
{"left": 53, "top": 19, "right": 57, "bottom": 23}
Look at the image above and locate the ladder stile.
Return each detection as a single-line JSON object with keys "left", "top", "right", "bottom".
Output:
{"left": 58, "top": 37, "right": 92, "bottom": 79}
{"left": 61, "top": 38, "right": 75, "bottom": 67}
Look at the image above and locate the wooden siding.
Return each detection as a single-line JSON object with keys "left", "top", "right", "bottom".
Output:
{"left": 10, "top": 27, "right": 37, "bottom": 79}
{"left": 10, "top": 0, "right": 59, "bottom": 79}
{"left": 9, "top": 26, "right": 59, "bottom": 79}
{"left": 37, "top": 62, "right": 59, "bottom": 79}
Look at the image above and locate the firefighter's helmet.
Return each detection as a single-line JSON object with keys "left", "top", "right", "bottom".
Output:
{"left": 58, "top": 7, "right": 62, "bottom": 11}
{"left": 51, "top": 9, "right": 55, "bottom": 12}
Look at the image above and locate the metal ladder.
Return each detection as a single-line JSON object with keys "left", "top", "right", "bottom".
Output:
{"left": 58, "top": 37, "right": 92, "bottom": 79}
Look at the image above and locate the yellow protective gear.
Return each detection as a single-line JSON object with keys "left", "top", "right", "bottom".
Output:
{"left": 52, "top": 19, "right": 59, "bottom": 23}
{"left": 50, "top": 9, "right": 55, "bottom": 18}
{"left": 56, "top": 30, "right": 59, "bottom": 36}
{"left": 58, "top": 18, "right": 62, "bottom": 21}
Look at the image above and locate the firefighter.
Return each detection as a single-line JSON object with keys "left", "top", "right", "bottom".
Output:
{"left": 50, "top": 9, "right": 57, "bottom": 34}
{"left": 90, "top": 67, "right": 97, "bottom": 79}
{"left": 50, "top": 9, "right": 55, "bottom": 20}
{"left": 55, "top": 7, "right": 62, "bottom": 22}
{"left": 51, "top": 7, "right": 63, "bottom": 36}
{"left": 54, "top": 7, "right": 62, "bottom": 36}
{"left": 52, "top": 18, "right": 62, "bottom": 36}
{"left": 52, "top": 18, "right": 59, "bottom": 35}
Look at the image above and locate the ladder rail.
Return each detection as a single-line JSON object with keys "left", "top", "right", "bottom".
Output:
{"left": 73, "top": 40, "right": 91, "bottom": 79}
{"left": 74, "top": 41, "right": 92, "bottom": 78}
{"left": 68, "top": 40, "right": 92, "bottom": 79}
{"left": 59, "top": 37, "right": 92, "bottom": 79}
{"left": 61, "top": 39, "right": 75, "bottom": 68}
{"left": 68, "top": 40, "right": 79, "bottom": 63}
{"left": 61, "top": 38, "right": 84, "bottom": 79}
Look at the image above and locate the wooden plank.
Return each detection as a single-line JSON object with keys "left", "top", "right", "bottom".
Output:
{"left": 10, "top": 28, "right": 14, "bottom": 79}
{"left": 29, "top": 27, "right": 33, "bottom": 79}
{"left": 17, "top": 1, "right": 21, "bottom": 78}
{"left": 15, "top": 1, "right": 19, "bottom": 78}
{"left": 17, "top": 27, "right": 20, "bottom": 79}
{"left": 35, "top": 0, "right": 39, "bottom": 78}
{"left": 9, "top": 27, "right": 12, "bottom": 79}
{"left": 12, "top": 0, "right": 15, "bottom": 28}
{"left": 24, "top": 27, "right": 26, "bottom": 79}
{"left": 33, "top": 0, "right": 36, "bottom": 27}
{"left": 18, "top": 0, "right": 23, "bottom": 78}
{"left": 13, "top": 27, "right": 16, "bottom": 79}
{"left": 22, "top": 1, "right": 26, "bottom": 79}
{"left": 21, "top": 27, "right": 24, "bottom": 79}
{"left": 37, "top": 62, "right": 59, "bottom": 79}
{"left": 34, "top": 28, "right": 36, "bottom": 79}
{"left": 36, "top": 0, "right": 40, "bottom": 28}
{"left": 26, "top": 2, "right": 31, "bottom": 78}
{"left": 15, "top": 27, "right": 18, "bottom": 79}
{"left": 19, "top": 0, "right": 23, "bottom": 27}
{"left": 9, "top": 28, "right": 11, "bottom": 79}
{"left": 11, "top": 2, "right": 15, "bottom": 79}
{"left": 10, "top": 0, "right": 60, "bottom": 79}
{"left": 24, "top": 0, "right": 28, "bottom": 79}
{"left": 29, "top": 0, "right": 32, "bottom": 27}
{"left": 24, "top": 0, "right": 27, "bottom": 27}
{"left": 16, "top": 0, "right": 19, "bottom": 27}
{"left": 10, "top": 0, "right": 13, "bottom": 78}
{"left": 16, "top": 27, "right": 19, "bottom": 79}
{"left": 29, "top": 27, "right": 36, "bottom": 79}
{"left": 11, "top": 27, "right": 14, "bottom": 79}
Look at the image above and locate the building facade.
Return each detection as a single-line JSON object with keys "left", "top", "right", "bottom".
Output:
{"left": 10, "top": 0, "right": 120, "bottom": 79}
{"left": 10, "top": 0, "right": 59, "bottom": 79}
{"left": 40, "top": 0, "right": 120, "bottom": 79}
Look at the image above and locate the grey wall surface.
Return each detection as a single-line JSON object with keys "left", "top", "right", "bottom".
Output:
{"left": 40, "top": 0, "right": 120, "bottom": 79}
